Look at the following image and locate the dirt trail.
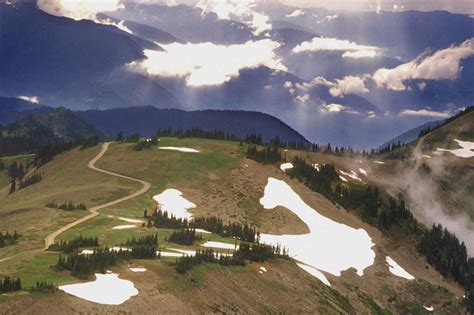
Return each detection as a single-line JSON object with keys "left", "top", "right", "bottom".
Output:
{"left": 0, "top": 142, "right": 151, "bottom": 262}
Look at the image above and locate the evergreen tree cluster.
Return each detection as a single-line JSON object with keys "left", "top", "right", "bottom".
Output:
{"left": 56, "top": 248, "right": 120, "bottom": 279}
{"left": 32, "top": 281, "right": 58, "bottom": 293}
{"left": 126, "top": 133, "right": 140, "bottom": 143}
{"left": 0, "top": 231, "right": 20, "bottom": 248}
{"left": 246, "top": 145, "right": 283, "bottom": 164}
{"left": 17, "top": 172, "right": 42, "bottom": 190}
{"left": 0, "top": 276, "right": 22, "bottom": 293}
{"left": 125, "top": 233, "right": 158, "bottom": 247}
{"left": 48, "top": 235, "right": 99, "bottom": 253}
{"left": 175, "top": 249, "right": 246, "bottom": 274}
{"left": 79, "top": 136, "right": 99, "bottom": 150}
{"left": 233, "top": 242, "right": 288, "bottom": 262}
{"left": 287, "top": 156, "right": 338, "bottom": 196}
{"left": 133, "top": 136, "right": 159, "bottom": 151}
{"left": 418, "top": 224, "right": 468, "bottom": 285}
{"left": 466, "top": 258, "right": 474, "bottom": 313}
{"left": 175, "top": 243, "right": 287, "bottom": 274}
{"left": 7, "top": 161, "right": 26, "bottom": 180}
{"left": 45, "top": 201, "right": 87, "bottom": 211}
{"left": 145, "top": 209, "right": 257, "bottom": 242}
{"left": 168, "top": 229, "right": 203, "bottom": 246}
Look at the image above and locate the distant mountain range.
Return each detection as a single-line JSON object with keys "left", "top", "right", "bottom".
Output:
{"left": 0, "top": 97, "right": 308, "bottom": 156}
{"left": 1, "top": 1, "right": 473, "bottom": 148}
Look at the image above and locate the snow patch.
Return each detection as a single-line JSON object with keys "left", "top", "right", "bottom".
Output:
{"left": 112, "top": 225, "right": 136, "bottom": 230}
{"left": 118, "top": 217, "right": 144, "bottom": 223}
{"left": 386, "top": 256, "right": 415, "bottom": 280}
{"left": 373, "top": 160, "right": 385, "bottom": 165}
{"left": 297, "top": 263, "right": 331, "bottom": 286}
{"left": 153, "top": 189, "right": 196, "bottom": 220}
{"left": 280, "top": 162, "right": 294, "bottom": 172}
{"left": 259, "top": 178, "right": 375, "bottom": 278}
{"left": 312, "top": 163, "right": 320, "bottom": 171}
{"left": 260, "top": 266, "right": 267, "bottom": 273}
{"left": 195, "top": 228, "right": 211, "bottom": 234}
{"left": 358, "top": 168, "right": 368, "bottom": 176}
{"left": 129, "top": 267, "right": 146, "bottom": 272}
{"left": 423, "top": 305, "right": 434, "bottom": 312}
{"left": 159, "top": 146, "right": 200, "bottom": 153}
{"left": 79, "top": 249, "right": 94, "bottom": 255}
{"left": 339, "top": 170, "right": 362, "bottom": 182}
{"left": 436, "top": 139, "right": 474, "bottom": 158}
{"left": 59, "top": 273, "right": 138, "bottom": 305}
{"left": 201, "top": 241, "right": 238, "bottom": 250}
{"left": 339, "top": 176, "right": 348, "bottom": 182}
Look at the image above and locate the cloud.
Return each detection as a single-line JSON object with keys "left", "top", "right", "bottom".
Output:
{"left": 398, "top": 109, "right": 450, "bottom": 118}
{"left": 37, "top": 0, "right": 123, "bottom": 21}
{"left": 286, "top": 9, "right": 305, "bottom": 17}
{"left": 320, "top": 103, "right": 359, "bottom": 114}
{"left": 18, "top": 95, "right": 39, "bottom": 104}
{"left": 373, "top": 39, "right": 474, "bottom": 91}
{"left": 293, "top": 37, "right": 380, "bottom": 59}
{"left": 329, "top": 75, "right": 369, "bottom": 97}
{"left": 297, "top": 75, "right": 369, "bottom": 97}
{"left": 128, "top": 40, "right": 285, "bottom": 86}
{"left": 196, "top": 0, "right": 272, "bottom": 35}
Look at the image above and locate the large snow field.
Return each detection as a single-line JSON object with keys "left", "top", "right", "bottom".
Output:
{"left": 59, "top": 273, "right": 138, "bottom": 305}
{"left": 259, "top": 178, "right": 375, "bottom": 283}
{"left": 153, "top": 189, "right": 196, "bottom": 220}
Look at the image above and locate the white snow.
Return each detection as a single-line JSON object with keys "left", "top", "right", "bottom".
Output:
{"left": 194, "top": 228, "right": 211, "bottom": 234}
{"left": 129, "top": 267, "right": 147, "bottom": 272}
{"left": 260, "top": 266, "right": 267, "bottom": 273}
{"left": 423, "top": 305, "right": 434, "bottom": 312}
{"left": 422, "top": 155, "right": 432, "bottom": 159}
{"left": 110, "top": 247, "right": 132, "bottom": 252}
{"left": 153, "top": 189, "right": 196, "bottom": 220}
{"left": 112, "top": 225, "right": 136, "bottom": 230}
{"left": 373, "top": 160, "right": 385, "bottom": 164}
{"left": 201, "top": 241, "right": 238, "bottom": 250}
{"left": 280, "top": 162, "right": 294, "bottom": 172}
{"left": 79, "top": 249, "right": 94, "bottom": 255}
{"left": 168, "top": 248, "right": 197, "bottom": 256}
{"left": 339, "top": 170, "right": 362, "bottom": 182}
{"left": 339, "top": 176, "right": 348, "bottom": 182}
{"left": 59, "top": 273, "right": 138, "bottom": 305}
{"left": 158, "top": 251, "right": 188, "bottom": 257}
{"left": 297, "top": 263, "right": 331, "bottom": 286}
{"left": 436, "top": 139, "right": 474, "bottom": 158}
{"left": 159, "top": 147, "right": 200, "bottom": 153}
{"left": 312, "top": 163, "right": 320, "bottom": 171}
{"left": 118, "top": 217, "right": 144, "bottom": 223}
{"left": 358, "top": 168, "right": 368, "bottom": 176}
{"left": 385, "top": 256, "right": 415, "bottom": 280}
{"left": 259, "top": 178, "right": 375, "bottom": 278}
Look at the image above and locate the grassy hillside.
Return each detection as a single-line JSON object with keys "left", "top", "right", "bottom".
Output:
{"left": 0, "top": 137, "right": 468, "bottom": 313}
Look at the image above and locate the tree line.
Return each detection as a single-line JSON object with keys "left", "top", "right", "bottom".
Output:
{"left": 0, "top": 276, "right": 22, "bottom": 293}
{"left": 48, "top": 235, "right": 99, "bottom": 253}
{"left": 417, "top": 224, "right": 468, "bottom": 284}
{"left": 175, "top": 243, "right": 287, "bottom": 274}
{"left": 145, "top": 209, "right": 257, "bottom": 242}
{"left": 0, "top": 231, "right": 20, "bottom": 248}
{"left": 45, "top": 201, "right": 87, "bottom": 211}
{"left": 167, "top": 228, "right": 203, "bottom": 246}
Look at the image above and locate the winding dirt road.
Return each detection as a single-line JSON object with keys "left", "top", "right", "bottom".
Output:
{"left": 0, "top": 142, "right": 151, "bottom": 263}
{"left": 43, "top": 142, "right": 151, "bottom": 249}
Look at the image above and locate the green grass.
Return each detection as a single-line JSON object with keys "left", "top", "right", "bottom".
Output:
{"left": 0, "top": 252, "right": 76, "bottom": 288}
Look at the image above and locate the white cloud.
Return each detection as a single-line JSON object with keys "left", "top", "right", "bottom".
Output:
{"left": 296, "top": 75, "right": 369, "bottom": 97}
{"left": 293, "top": 37, "right": 379, "bottom": 59}
{"left": 322, "top": 103, "right": 346, "bottom": 112}
{"left": 37, "top": 0, "right": 123, "bottom": 21}
{"left": 342, "top": 49, "right": 378, "bottom": 59}
{"left": 373, "top": 39, "right": 474, "bottom": 91}
{"left": 329, "top": 75, "right": 369, "bottom": 97}
{"left": 286, "top": 9, "right": 305, "bottom": 17}
{"left": 295, "top": 94, "right": 310, "bottom": 103}
{"left": 18, "top": 95, "right": 39, "bottom": 104}
{"left": 196, "top": 0, "right": 272, "bottom": 35}
{"left": 398, "top": 109, "right": 450, "bottom": 118}
{"left": 96, "top": 18, "right": 134, "bottom": 34}
{"left": 367, "top": 110, "right": 376, "bottom": 118}
{"left": 128, "top": 40, "right": 285, "bottom": 86}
